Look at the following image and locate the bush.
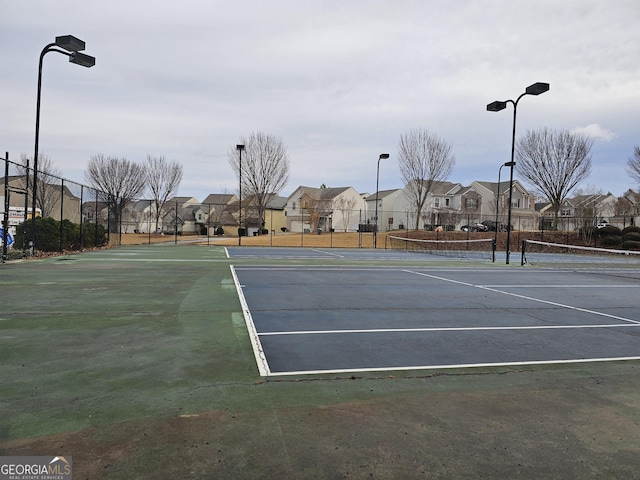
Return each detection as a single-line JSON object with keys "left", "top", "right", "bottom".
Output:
{"left": 599, "top": 235, "right": 622, "bottom": 247}
{"left": 595, "top": 225, "right": 622, "bottom": 237}
{"left": 622, "top": 240, "right": 640, "bottom": 251}
{"left": 81, "top": 223, "right": 108, "bottom": 248}
{"left": 622, "top": 226, "right": 640, "bottom": 235}
{"left": 623, "top": 232, "right": 640, "bottom": 243}
{"left": 14, "top": 218, "right": 107, "bottom": 252}
{"left": 215, "top": 226, "right": 224, "bottom": 236}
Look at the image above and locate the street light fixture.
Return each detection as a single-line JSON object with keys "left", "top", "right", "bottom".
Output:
{"left": 374, "top": 153, "right": 389, "bottom": 248}
{"left": 31, "top": 35, "right": 95, "bottom": 252}
{"left": 236, "top": 144, "right": 245, "bottom": 245}
{"left": 487, "top": 82, "right": 549, "bottom": 264}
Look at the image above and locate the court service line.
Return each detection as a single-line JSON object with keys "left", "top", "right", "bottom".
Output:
{"left": 483, "top": 285, "right": 640, "bottom": 288}
{"left": 258, "top": 323, "right": 640, "bottom": 336}
{"left": 403, "top": 269, "right": 640, "bottom": 325}
{"left": 311, "top": 249, "right": 346, "bottom": 258}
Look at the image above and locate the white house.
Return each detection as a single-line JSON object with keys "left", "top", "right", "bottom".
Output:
{"left": 285, "top": 186, "right": 366, "bottom": 233}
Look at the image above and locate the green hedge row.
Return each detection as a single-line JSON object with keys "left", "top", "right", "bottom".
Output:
{"left": 13, "top": 218, "right": 108, "bottom": 252}
{"left": 595, "top": 225, "right": 640, "bottom": 250}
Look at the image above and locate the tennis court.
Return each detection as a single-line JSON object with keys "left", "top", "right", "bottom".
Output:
{"left": 3, "top": 243, "right": 640, "bottom": 478}
{"left": 229, "top": 245, "right": 640, "bottom": 376}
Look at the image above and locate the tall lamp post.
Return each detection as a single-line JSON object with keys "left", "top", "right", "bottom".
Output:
{"left": 236, "top": 144, "right": 245, "bottom": 245}
{"left": 487, "top": 82, "right": 549, "bottom": 264}
{"left": 31, "top": 35, "right": 95, "bottom": 253}
{"left": 374, "top": 153, "right": 390, "bottom": 248}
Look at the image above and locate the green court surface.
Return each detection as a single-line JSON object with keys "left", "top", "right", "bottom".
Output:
{"left": 1, "top": 244, "right": 640, "bottom": 479}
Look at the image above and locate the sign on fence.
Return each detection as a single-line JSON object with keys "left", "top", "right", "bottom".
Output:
{"left": 0, "top": 227, "right": 14, "bottom": 247}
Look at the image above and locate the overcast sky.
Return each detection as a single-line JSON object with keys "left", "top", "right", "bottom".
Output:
{"left": 2, "top": 0, "right": 639, "bottom": 201}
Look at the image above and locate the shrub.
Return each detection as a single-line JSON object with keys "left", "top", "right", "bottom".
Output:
{"left": 594, "top": 225, "right": 622, "bottom": 237}
{"left": 599, "top": 235, "right": 622, "bottom": 247}
{"left": 14, "top": 218, "right": 107, "bottom": 252}
{"left": 81, "top": 223, "right": 108, "bottom": 248}
{"left": 623, "top": 232, "right": 640, "bottom": 243}
{"left": 622, "top": 226, "right": 640, "bottom": 235}
{"left": 622, "top": 240, "right": 640, "bottom": 251}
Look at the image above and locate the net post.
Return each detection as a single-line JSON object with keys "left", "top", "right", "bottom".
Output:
{"left": 521, "top": 240, "right": 526, "bottom": 266}
{"left": 492, "top": 239, "right": 496, "bottom": 262}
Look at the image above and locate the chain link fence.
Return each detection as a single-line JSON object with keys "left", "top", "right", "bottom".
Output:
{"left": 2, "top": 153, "right": 109, "bottom": 260}
{"left": 4, "top": 153, "right": 637, "bottom": 260}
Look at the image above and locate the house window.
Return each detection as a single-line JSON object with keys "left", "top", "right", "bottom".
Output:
{"left": 445, "top": 198, "right": 450, "bottom": 207}
{"left": 465, "top": 198, "right": 478, "bottom": 209}
{"left": 511, "top": 198, "right": 520, "bottom": 208}
{"left": 292, "top": 202, "right": 296, "bottom": 210}
{"left": 434, "top": 198, "right": 440, "bottom": 207}
{"left": 561, "top": 208, "right": 571, "bottom": 216}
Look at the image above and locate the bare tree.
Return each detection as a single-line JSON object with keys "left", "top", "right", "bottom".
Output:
{"left": 516, "top": 127, "right": 593, "bottom": 226}
{"left": 398, "top": 129, "right": 455, "bottom": 229}
{"left": 145, "top": 155, "right": 183, "bottom": 233}
{"left": 626, "top": 145, "right": 640, "bottom": 187}
{"left": 84, "top": 155, "right": 147, "bottom": 233}
{"left": 20, "top": 153, "right": 62, "bottom": 218}
{"left": 228, "top": 132, "right": 289, "bottom": 232}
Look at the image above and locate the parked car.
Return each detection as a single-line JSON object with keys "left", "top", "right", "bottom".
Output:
{"left": 461, "top": 223, "right": 488, "bottom": 232}
{"left": 481, "top": 220, "right": 503, "bottom": 232}
{"left": 596, "top": 221, "right": 609, "bottom": 229}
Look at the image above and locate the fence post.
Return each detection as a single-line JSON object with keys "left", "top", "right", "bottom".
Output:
{"left": 2, "top": 152, "right": 9, "bottom": 262}
{"left": 22, "top": 159, "right": 29, "bottom": 257}
{"left": 59, "top": 179, "right": 65, "bottom": 252}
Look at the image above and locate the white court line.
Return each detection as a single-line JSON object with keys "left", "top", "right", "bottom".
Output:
{"left": 404, "top": 269, "right": 640, "bottom": 325}
{"left": 484, "top": 285, "right": 640, "bottom": 288}
{"left": 269, "top": 357, "right": 640, "bottom": 377}
{"left": 311, "top": 248, "right": 345, "bottom": 258}
{"left": 229, "top": 265, "right": 271, "bottom": 376}
{"left": 258, "top": 323, "right": 640, "bottom": 336}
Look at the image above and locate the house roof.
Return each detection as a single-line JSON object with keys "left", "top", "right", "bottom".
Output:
{"left": 367, "top": 189, "right": 401, "bottom": 201}
{"left": 267, "top": 195, "right": 287, "bottom": 209}
{"left": 427, "top": 181, "right": 459, "bottom": 195}
{"left": 474, "top": 181, "right": 512, "bottom": 195}
{"left": 202, "top": 193, "right": 235, "bottom": 205}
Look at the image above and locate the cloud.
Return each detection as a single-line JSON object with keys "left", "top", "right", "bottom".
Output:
{"left": 572, "top": 124, "right": 617, "bottom": 142}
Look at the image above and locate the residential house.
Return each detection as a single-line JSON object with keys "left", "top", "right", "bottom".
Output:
{"left": 538, "top": 193, "right": 617, "bottom": 231}
{"left": 616, "top": 189, "right": 640, "bottom": 228}
{"left": 364, "top": 189, "right": 405, "bottom": 231}
{"left": 473, "top": 180, "right": 537, "bottom": 231}
{"left": 202, "top": 193, "right": 237, "bottom": 235}
{"left": 1, "top": 175, "right": 81, "bottom": 223}
{"left": 160, "top": 197, "right": 200, "bottom": 235}
{"left": 285, "top": 186, "right": 366, "bottom": 233}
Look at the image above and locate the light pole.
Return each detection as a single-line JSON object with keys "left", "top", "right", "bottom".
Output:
{"left": 487, "top": 82, "right": 549, "bottom": 264}
{"left": 236, "top": 144, "right": 245, "bottom": 245}
{"left": 31, "top": 35, "right": 95, "bottom": 253}
{"left": 374, "top": 153, "right": 390, "bottom": 248}
{"left": 494, "top": 161, "right": 515, "bottom": 249}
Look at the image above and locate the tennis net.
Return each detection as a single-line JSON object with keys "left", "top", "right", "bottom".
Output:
{"left": 521, "top": 239, "right": 640, "bottom": 269}
{"left": 385, "top": 235, "right": 496, "bottom": 260}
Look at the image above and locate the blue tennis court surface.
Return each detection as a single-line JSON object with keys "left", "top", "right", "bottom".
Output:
{"left": 229, "top": 249, "right": 640, "bottom": 376}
